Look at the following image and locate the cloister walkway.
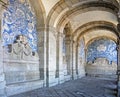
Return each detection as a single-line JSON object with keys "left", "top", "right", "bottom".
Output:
{"left": 10, "top": 76, "right": 117, "bottom": 97}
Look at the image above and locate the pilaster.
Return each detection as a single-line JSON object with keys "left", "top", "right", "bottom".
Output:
{"left": 46, "top": 26, "right": 58, "bottom": 87}
{"left": 37, "top": 27, "right": 46, "bottom": 84}
{"left": 65, "top": 35, "right": 73, "bottom": 77}
{"left": 57, "top": 33, "right": 65, "bottom": 83}
{"left": 117, "top": 39, "right": 120, "bottom": 97}
{"left": 0, "top": 41, "right": 7, "bottom": 97}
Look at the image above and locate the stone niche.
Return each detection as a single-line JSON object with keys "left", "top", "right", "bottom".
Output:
{"left": 86, "top": 58, "right": 117, "bottom": 76}
{"left": 3, "top": 35, "right": 43, "bottom": 96}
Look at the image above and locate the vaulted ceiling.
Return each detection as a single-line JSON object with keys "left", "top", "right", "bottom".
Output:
{"left": 1, "top": 0, "right": 119, "bottom": 46}
{"left": 39, "top": 0, "right": 119, "bottom": 46}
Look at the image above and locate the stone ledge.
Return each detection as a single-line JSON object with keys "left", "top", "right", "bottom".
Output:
{"left": 3, "top": 60, "right": 39, "bottom": 64}
{"left": 6, "top": 80, "right": 44, "bottom": 96}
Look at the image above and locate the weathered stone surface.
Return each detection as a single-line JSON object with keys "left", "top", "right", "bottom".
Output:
{"left": 0, "top": 0, "right": 119, "bottom": 96}
{"left": 10, "top": 76, "right": 117, "bottom": 97}
{"left": 0, "top": 81, "right": 6, "bottom": 88}
{"left": 3, "top": 33, "right": 41, "bottom": 96}
{"left": 86, "top": 58, "right": 117, "bottom": 76}
{"left": 6, "top": 80, "right": 44, "bottom": 96}
{"left": 0, "top": 88, "right": 5, "bottom": 95}
{"left": 0, "top": 74, "right": 5, "bottom": 82}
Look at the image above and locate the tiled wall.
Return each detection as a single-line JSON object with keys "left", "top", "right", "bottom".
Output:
{"left": 87, "top": 38, "right": 117, "bottom": 64}
{"left": 2, "top": 0, "right": 37, "bottom": 51}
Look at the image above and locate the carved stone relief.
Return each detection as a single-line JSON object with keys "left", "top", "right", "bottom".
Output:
{"left": 4, "top": 35, "right": 39, "bottom": 60}
{"left": 86, "top": 58, "right": 117, "bottom": 75}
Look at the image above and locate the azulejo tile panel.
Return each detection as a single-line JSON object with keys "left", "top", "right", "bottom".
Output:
{"left": 87, "top": 38, "right": 117, "bottom": 63}
{"left": 2, "top": 0, "right": 37, "bottom": 51}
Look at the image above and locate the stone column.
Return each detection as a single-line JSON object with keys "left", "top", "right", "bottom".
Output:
{"left": 117, "top": 19, "right": 120, "bottom": 96}
{"left": 72, "top": 41, "right": 78, "bottom": 79}
{"left": 77, "top": 44, "right": 82, "bottom": 78}
{"left": 57, "top": 33, "right": 65, "bottom": 83}
{"left": 117, "top": 39, "right": 120, "bottom": 97}
{"left": 84, "top": 48, "right": 87, "bottom": 75}
{"left": 65, "top": 36, "right": 73, "bottom": 77}
{"left": 37, "top": 27, "right": 47, "bottom": 85}
{"left": 75, "top": 43, "right": 79, "bottom": 76}
{"left": 46, "top": 27, "right": 59, "bottom": 87}
{"left": 55, "top": 35, "right": 59, "bottom": 78}
{"left": 0, "top": 41, "right": 6, "bottom": 97}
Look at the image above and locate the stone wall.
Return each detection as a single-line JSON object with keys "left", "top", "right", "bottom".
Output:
{"left": 1, "top": 1, "right": 45, "bottom": 96}
{"left": 86, "top": 58, "right": 117, "bottom": 76}
{"left": 2, "top": 35, "right": 44, "bottom": 96}
{"left": 87, "top": 38, "right": 117, "bottom": 64}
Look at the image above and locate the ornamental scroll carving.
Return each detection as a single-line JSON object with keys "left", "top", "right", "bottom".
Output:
{"left": 4, "top": 35, "right": 38, "bottom": 60}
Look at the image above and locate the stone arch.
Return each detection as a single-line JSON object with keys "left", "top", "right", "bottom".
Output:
{"left": 86, "top": 36, "right": 117, "bottom": 49}
{"left": 29, "top": 0, "right": 46, "bottom": 30}
{"left": 86, "top": 37, "right": 117, "bottom": 76}
{"left": 45, "top": 0, "right": 119, "bottom": 82}
{"left": 74, "top": 21, "right": 119, "bottom": 43}
{"left": 29, "top": 0, "right": 46, "bottom": 81}
{"left": 46, "top": 0, "right": 118, "bottom": 26}
{"left": 73, "top": 21, "right": 119, "bottom": 79}
{"left": 46, "top": 0, "right": 119, "bottom": 33}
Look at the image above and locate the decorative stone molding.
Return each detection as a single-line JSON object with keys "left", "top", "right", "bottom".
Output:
{"left": 86, "top": 58, "right": 117, "bottom": 75}
{"left": 3, "top": 35, "right": 39, "bottom": 61}
{"left": 3, "top": 35, "right": 40, "bottom": 96}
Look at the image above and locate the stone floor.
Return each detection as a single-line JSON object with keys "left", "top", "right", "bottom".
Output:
{"left": 10, "top": 76, "right": 117, "bottom": 97}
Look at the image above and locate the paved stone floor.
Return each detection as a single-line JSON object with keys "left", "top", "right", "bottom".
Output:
{"left": 10, "top": 76, "right": 117, "bottom": 97}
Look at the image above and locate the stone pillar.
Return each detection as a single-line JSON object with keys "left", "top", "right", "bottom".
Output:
{"left": 117, "top": 39, "right": 120, "bottom": 97}
{"left": 65, "top": 36, "right": 73, "bottom": 77}
{"left": 55, "top": 33, "right": 60, "bottom": 78}
{"left": 72, "top": 41, "right": 78, "bottom": 79}
{"left": 84, "top": 48, "right": 87, "bottom": 75}
{"left": 117, "top": 20, "right": 120, "bottom": 96}
{"left": 77, "top": 39, "right": 86, "bottom": 78}
{"left": 37, "top": 27, "right": 46, "bottom": 85}
{"left": 0, "top": 41, "right": 6, "bottom": 97}
{"left": 46, "top": 27, "right": 59, "bottom": 87}
{"left": 57, "top": 33, "right": 65, "bottom": 83}
{"left": 75, "top": 44, "right": 79, "bottom": 77}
